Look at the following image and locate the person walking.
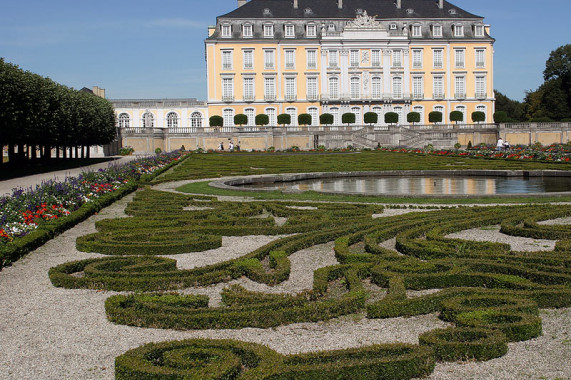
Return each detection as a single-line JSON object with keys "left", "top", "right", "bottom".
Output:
{"left": 496, "top": 138, "right": 504, "bottom": 151}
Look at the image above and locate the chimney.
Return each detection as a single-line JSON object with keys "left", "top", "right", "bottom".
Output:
{"left": 338, "top": 0, "right": 343, "bottom": 9}
{"left": 293, "top": 0, "right": 298, "bottom": 9}
{"left": 238, "top": 0, "right": 247, "bottom": 7}
{"left": 437, "top": 0, "right": 444, "bottom": 9}
{"left": 396, "top": 0, "right": 401, "bottom": 9}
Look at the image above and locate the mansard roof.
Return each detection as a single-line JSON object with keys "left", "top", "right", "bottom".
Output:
{"left": 220, "top": 0, "right": 482, "bottom": 20}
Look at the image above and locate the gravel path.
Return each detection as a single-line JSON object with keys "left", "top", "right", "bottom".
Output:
{"left": 0, "top": 186, "right": 569, "bottom": 379}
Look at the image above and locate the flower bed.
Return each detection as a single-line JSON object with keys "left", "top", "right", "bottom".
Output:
{"left": 0, "top": 150, "right": 188, "bottom": 268}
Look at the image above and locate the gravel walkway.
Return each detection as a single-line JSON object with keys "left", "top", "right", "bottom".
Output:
{"left": 0, "top": 187, "right": 569, "bottom": 379}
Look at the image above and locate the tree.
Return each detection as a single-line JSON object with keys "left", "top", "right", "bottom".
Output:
{"left": 471, "top": 111, "right": 486, "bottom": 123}
{"left": 277, "top": 113, "right": 291, "bottom": 127}
{"left": 450, "top": 110, "right": 463, "bottom": 124}
{"left": 255, "top": 114, "right": 269, "bottom": 126}
{"left": 494, "top": 90, "right": 525, "bottom": 121}
{"left": 209, "top": 115, "right": 223, "bottom": 127}
{"left": 298, "top": 113, "right": 312, "bottom": 126}
{"left": 234, "top": 113, "right": 247, "bottom": 127}
{"left": 407, "top": 112, "right": 420, "bottom": 125}
{"left": 428, "top": 111, "right": 442, "bottom": 124}
{"left": 384, "top": 112, "right": 398, "bottom": 125}
{"left": 493, "top": 111, "right": 508, "bottom": 123}
{"left": 320, "top": 113, "right": 333, "bottom": 125}
{"left": 341, "top": 112, "right": 355, "bottom": 125}
{"left": 363, "top": 112, "right": 378, "bottom": 125}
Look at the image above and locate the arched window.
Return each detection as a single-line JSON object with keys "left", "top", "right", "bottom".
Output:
{"left": 244, "top": 108, "right": 255, "bottom": 127}
{"left": 308, "top": 107, "right": 318, "bottom": 126}
{"left": 394, "top": 106, "right": 403, "bottom": 125}
{"left": 351, "top": 106, "right": 361, "bottom": 125}
{"left": 434, "top": 105, "right": 445, "bottom": 123}
{"left": 285, "top": 107, "right": 297, "bottom": 126}
{"left": 330, "top": 107, "right": 339, "bottom": 125}
{"left": 350, "top": 77, "right": 360, "bottom": 99}
{"left": 412, "top": 106, "right": 424, "bottom": 124}
{"left": 392, "top": 77, "right": 402, "bottom": 99}
{"left": 142, "top": 112, "right": 154, "bottom": 128}
{"left": 118, "top": 113, "right": 130, "bottom": 128}
{"left": 328, "top": 77, "right": 339, "bottom": 99}
{"left": 265, "top": 107, "right": 277, "bottom": 126}
{"left": 166, "top": 112, "right": 179, "bottom": 129}
{"left": 455, "top": 105, "right": 467, "bottom": 123}
{"left": 223, "top": 108, "right": 234, "bottom": 127}
{"left": 191, "top": 112, "right": 203, "bottom": 128}
{"left": 372, "top": 77, "right": 382, "bottom": 99}
{"left": 372, "top": 106, "right": 383, "bottom": 126}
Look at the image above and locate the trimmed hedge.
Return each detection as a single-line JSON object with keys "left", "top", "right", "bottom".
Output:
{"left": 115, "top": 338, "right": 435, "bottom": 380}
{"left": 455, "top": 310, "right": 543, "bottom": 342}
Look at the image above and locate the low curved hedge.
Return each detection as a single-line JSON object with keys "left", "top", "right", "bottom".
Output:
{"left": 439, "top": 294, "right": 539, "bottom": 322}
{"left": 115, "top": 338, "right": 435, "bottom": 380}
{"left": 455, "top": 310, "right": 543, "bottom": 342}
{"left": 419, "top": 327, "right": 508, "bottom": 361}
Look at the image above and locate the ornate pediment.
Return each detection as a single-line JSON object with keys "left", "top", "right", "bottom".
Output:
{"left": 346, "top": 11, "right": 383, "bottom": 29}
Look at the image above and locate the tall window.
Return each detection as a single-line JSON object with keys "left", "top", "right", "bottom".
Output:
{"left": 306, "top": 49, "right": 317, "bottom": 69}
{"left": 475, "top": 76, "right": 486, "bottom": 98}
{"left": 455, "top": 106, "right": 466, "bottom": 122}
{"left": 455, "top": 76, "right": 466, "bottom": 99}
{"left": 264, "top": 77, "right": 276, "bottom": 100}
{"left": 412, "top": 76, "right": 423, "bottom": 99}
{"left": 350, "top": 50, "right": 359, "bottom": 67}
{"left": 330, "top": 107, "right": 340, "bottom": 125}
{"left": 412, "top": 49, "right": 423, "bottom": 68}
{"left": 394, "top": 106, "right": 403, "bottom": 125}
{"left": 434, "top": 106, "right": 445, "bottom": 123}
{"left": 264, "top": 49, "right": 275, "bottom": 69}
{"left": 223, "top": 109, "right": 234, "bottom": 127}
{"left": 372, "top": 50, "right": 381, "bottom": 67}
{"left": 244, "top": 108, "right": 255, "bottom": 126}
{"left": 350, "top": 77, "right": 360, "bottom": 99}
{"left": 454, "top": 24, "right": 464, "bottom": 37}
{"left": 412, "top": 106, "right": 424, "bottom": 124}
{"left": 392, "top": 50, "right": 402, "bottom": 68}
{"left": 243, "top": 77, "right": 254, "bottom": 101}
{"left": 222, "top": 78, "right": 234, "bottom": 101}
{"left": 351, "top": 106, "right": 361, "bottom": 125}
{"left": 433, "top": 76, "right": 444, "bottom": 98}
{"left": 475, "top": 49, "right": 485, "bottom": 68}
{"left": 285, "top": 77, "right": 296, "bottom": 101}
{"left": 328, "top": 50, "right": 338, "bottom": 68}
{"left": 286, "top": 107, "right": 297, "bottom": 126}
{"left": 142, "top": 112, "right": 154, "bottom": 128}
{"left": 265, "top": 107, "right": 277, "bottom": 126}
{"left": 372, "top": 106, "right": 383, "bottom": 125}
{"left": 243, "top": 50, "right": 253, "bottom": 69}
{"left": 166, "top": 112, "right": 178, "bottom": 128}
{"left": 329, "top": 77, "right": 339, "bottom": 99}
{"left": 432, "top": 24, "right": 442, "bottom": 37}
{"left": 222, "top": 50, "right": 233, "bottom": 70}
{"left": 474, "top": 24, "right": 484, "bottom": 37}
{"left": 476, "top": 105, "right": 486, "bottom": 121}
{"left": 190, "top": 112, "right": 202, "bottom": 128}
{"left": 285, "top": 49, "right": 295, "bottom": 69}
{"left": 454, "top": 49, "right": 465, "bottom": 68}
{"left": 308, "top": 107, "right": 318, "bottom": 126}
{"left": 307, "top": 77, "right": 318, "bottom": 100}
{"left": 222, "top": 24, "right": 231, "bottom": 37}
{"left": 433, "top": 49, "right": 443, "bottom": 69}
{"left": 306, "top": 24, "right": 316, "bottom": 37}
{"left": 243, "top": 24, "right": 253, "bottom": 38}
{"left": 412, "top": 24, "right": 421, "bottom": 37}
{"left": 285, "top": 24, "right": 294, "bottom": 38}
{"left": 263, "top": 24, "right": 274, "bottom": 38}
{"left": 118, "top": 113, "right": 130, "bottom": 128}
{"left": 392, "top": 77, "right": 402, "bottom": 99}
{"left": 372, "top": 77, "right": 382, "bottom": 99}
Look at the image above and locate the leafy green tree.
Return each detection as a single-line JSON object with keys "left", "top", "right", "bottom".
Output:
{"left": 341, "top": 112, "right": 355, "bottom": 125}
{"left": 209, "top": 115, "right": 223, "bottom": 127}
{"left": 255, "top": 114, "right": 269, "bottom": 126}
{"left": 494, "top": 90, "right": 525, "bottom": 121}
{"left": 298, "top": 113, "right": 311, "bottom": 126}
{"left": 471, "top": 111, "right": 486, "bottom": 123}
{"left": 428, "top": 111, "right": 442, "bottom": 124}
{"left": 234, "top": 114, "right": 247, "bottom": 127}
{"left": 320, "top": 113, "right": 333, "bottom": 125}
{"left": 363, "top": 112, "right": 378, "bottom": 125}
{"left": 493, "top": 111, "right": 508, "bottom": 123}
{"left": 277, "top": 113, "right": 291, "bottom": 126}
{"left": 384, "top": 112, "right": 398, "bottom": 125}
{"left": 407, "top": 112, "right": 420, "bottom": 125}
{"left": 450, "top": 111, "right": 463, "bottom": 124}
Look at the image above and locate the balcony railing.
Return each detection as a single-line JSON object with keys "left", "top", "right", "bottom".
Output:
{"left": 412, "top": 93, "right": 424, "bottom": 100}
{"left": 222, "top": 95, "right": 234, "bottom": 102}
{"left": 243, "top": 94, "right": 255, "bottom": 102}
{"left": 285, "top": 63, "right": 295, "bottom": 69}
{"left": 433, "top": 92, "right": 445, "bottom": 99}
{"left": 264, "top": 94, "right": 276, "bottom": 102}
{"left": 285, "top": 94, "right": 297, "bottom": 102}
{"left": 455, "top": 93, "right": 466, "bottom": 100}
{"left": 307, "top": 94, "right": 319, "bottom": 101}
{"left": 475, "top": 92, "right": 486, "bottom": 99}
{"left": 222, "top": 64, "right": 232, "bottom": 70}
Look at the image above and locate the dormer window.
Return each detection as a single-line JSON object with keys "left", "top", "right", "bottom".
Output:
{"left": 432, "top": 24, "right": 442, "bottom": 37}
{"left": 449, "top": 9, "right": 457, "bottom": 15}
{"left": 406, "top": 8, "right": 414, "bottom": 15}
{"left": 412, "top": 24, "right": 421, "bottom": 37}
{"left": 263, "top": 8, "right": 272, "bottom": 17}
{"left": 285, "top": 24, "right": 295, "bottom": 38}
{"left": 306, "top": 24, "right": 316, "bottom": 37}
{"left": 389, "top": 23, "right": 397, "bottom": 30}
{"left": 454, "top": 24, "right": 464, "bottom": 37}
{"left": 304, "top": 8, "right": 313, "bottom": 16}
{"left": 221, "top": 24, "right": 231, "bottom": 37}
{"left": 474, "top": 24, "right": 484, "bottom": 37}
{"left": 243, "top": 24, "right": 253, "bottom": 38}
{"left": 264, "top": 24, "right": 274, "bottom": 38}
{"left": 356, "top": 9, "right": 363, "bottom": 15}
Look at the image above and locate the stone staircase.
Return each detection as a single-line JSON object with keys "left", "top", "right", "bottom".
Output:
{"left": 351, "top": 127, "right": 378, "bottom": 149}
{"left": 398, "top": 127, "right": 425, "bottom": 148}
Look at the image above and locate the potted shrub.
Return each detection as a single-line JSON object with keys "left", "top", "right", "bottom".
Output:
{"left": 429, "top": 111, "right": 443, "bottom": 124}
{"left": 384, "top": 112, "right": 398, "bottom": 126}
{"left": 277, "top": 113, "right": 291, "bottom": 127}
{"left": 342, "top": 112, "right": 356, "bottom": 126}
{"left": 407, "top": 112, "right": 421, "bottom": 126}
{"left": 364, "top": 112, "right": 378, "bottom": 126}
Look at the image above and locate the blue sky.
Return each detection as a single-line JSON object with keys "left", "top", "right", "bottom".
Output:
{"left": 1, "top": 0, "right": 569, "bottom": 101}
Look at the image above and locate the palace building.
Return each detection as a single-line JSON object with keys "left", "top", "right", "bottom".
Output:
{"left": 205, "top": 0, "right": 495, "bottom": 127}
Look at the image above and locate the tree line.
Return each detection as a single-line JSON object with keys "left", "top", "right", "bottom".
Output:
{"left": 496, "top": 44, "right": 571, "bottom": 122}
{"left": 0, "top": 58, "right": 117, "bottom": 167}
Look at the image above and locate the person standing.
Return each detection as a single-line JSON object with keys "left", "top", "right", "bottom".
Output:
{"left": 496, "top": 138, "right": 504, "bottom": 151}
